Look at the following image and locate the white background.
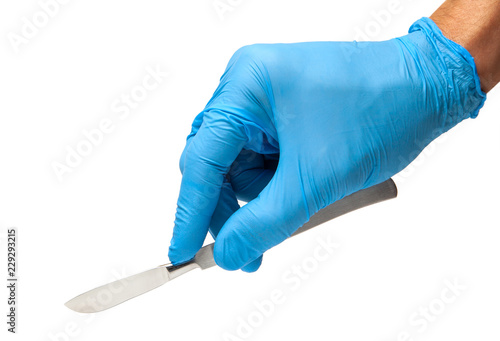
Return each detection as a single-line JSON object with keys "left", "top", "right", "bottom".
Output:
{"left": 1, "top": 0, "right": 499, "bottom": 340}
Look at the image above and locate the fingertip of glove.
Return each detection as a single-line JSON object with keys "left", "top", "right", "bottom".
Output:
{"left": 241, "top": 256, "right": 263, "bottom": 273}
{"left": 213, "top": 232, "right": 258, "bottom": 271}
{"left": 213, "top": 239, "right": 241, "bottom": 271}
{"left": 168, "top": 242, "right": 195, "bottom": 266}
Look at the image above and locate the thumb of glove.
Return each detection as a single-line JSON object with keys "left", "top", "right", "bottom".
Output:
{"left": 213, "top": 166, "right": 310, "bottom": 271}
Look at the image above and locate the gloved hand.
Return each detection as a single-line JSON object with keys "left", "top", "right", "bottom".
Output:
{"left": 168, "top": 18, "right": 485, "bottom": 272}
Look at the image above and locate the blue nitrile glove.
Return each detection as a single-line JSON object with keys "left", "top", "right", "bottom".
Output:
{"left": 168, "top": 18, "right": 486, "bottom": 272}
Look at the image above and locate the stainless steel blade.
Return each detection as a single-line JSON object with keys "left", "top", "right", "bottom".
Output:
{"left": 65, "top": 244, "right": 215, "bottom": 313}
{"left": 66, "top": 178, "right": 397, "bottom": 313}
{"left": 65, "top": 266, "right": 171, "bottom": 313}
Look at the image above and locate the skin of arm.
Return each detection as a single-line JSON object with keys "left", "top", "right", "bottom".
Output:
{"left": 430, "top": 0, "right": 500, "bottom": 93}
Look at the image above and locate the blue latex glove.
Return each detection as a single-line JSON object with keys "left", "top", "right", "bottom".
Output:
{"left": 168, "top": 18, "right": 486, "bottom": 272}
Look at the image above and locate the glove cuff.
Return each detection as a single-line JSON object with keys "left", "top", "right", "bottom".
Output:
{"left": 407, "top": 17, "right": 486, "bottom": 119}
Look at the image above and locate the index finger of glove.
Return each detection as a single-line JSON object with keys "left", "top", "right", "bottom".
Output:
{"left": 169, "top": 112, "right": 247, "bottom": 265}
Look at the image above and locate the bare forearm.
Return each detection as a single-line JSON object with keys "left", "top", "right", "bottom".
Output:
{"left": 431, "top": 0, "right": 500, "bottom": 93}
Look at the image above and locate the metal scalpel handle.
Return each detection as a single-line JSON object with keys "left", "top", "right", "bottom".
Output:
{"left": 292, "top": 178, "right": 397, "bottom": 236}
